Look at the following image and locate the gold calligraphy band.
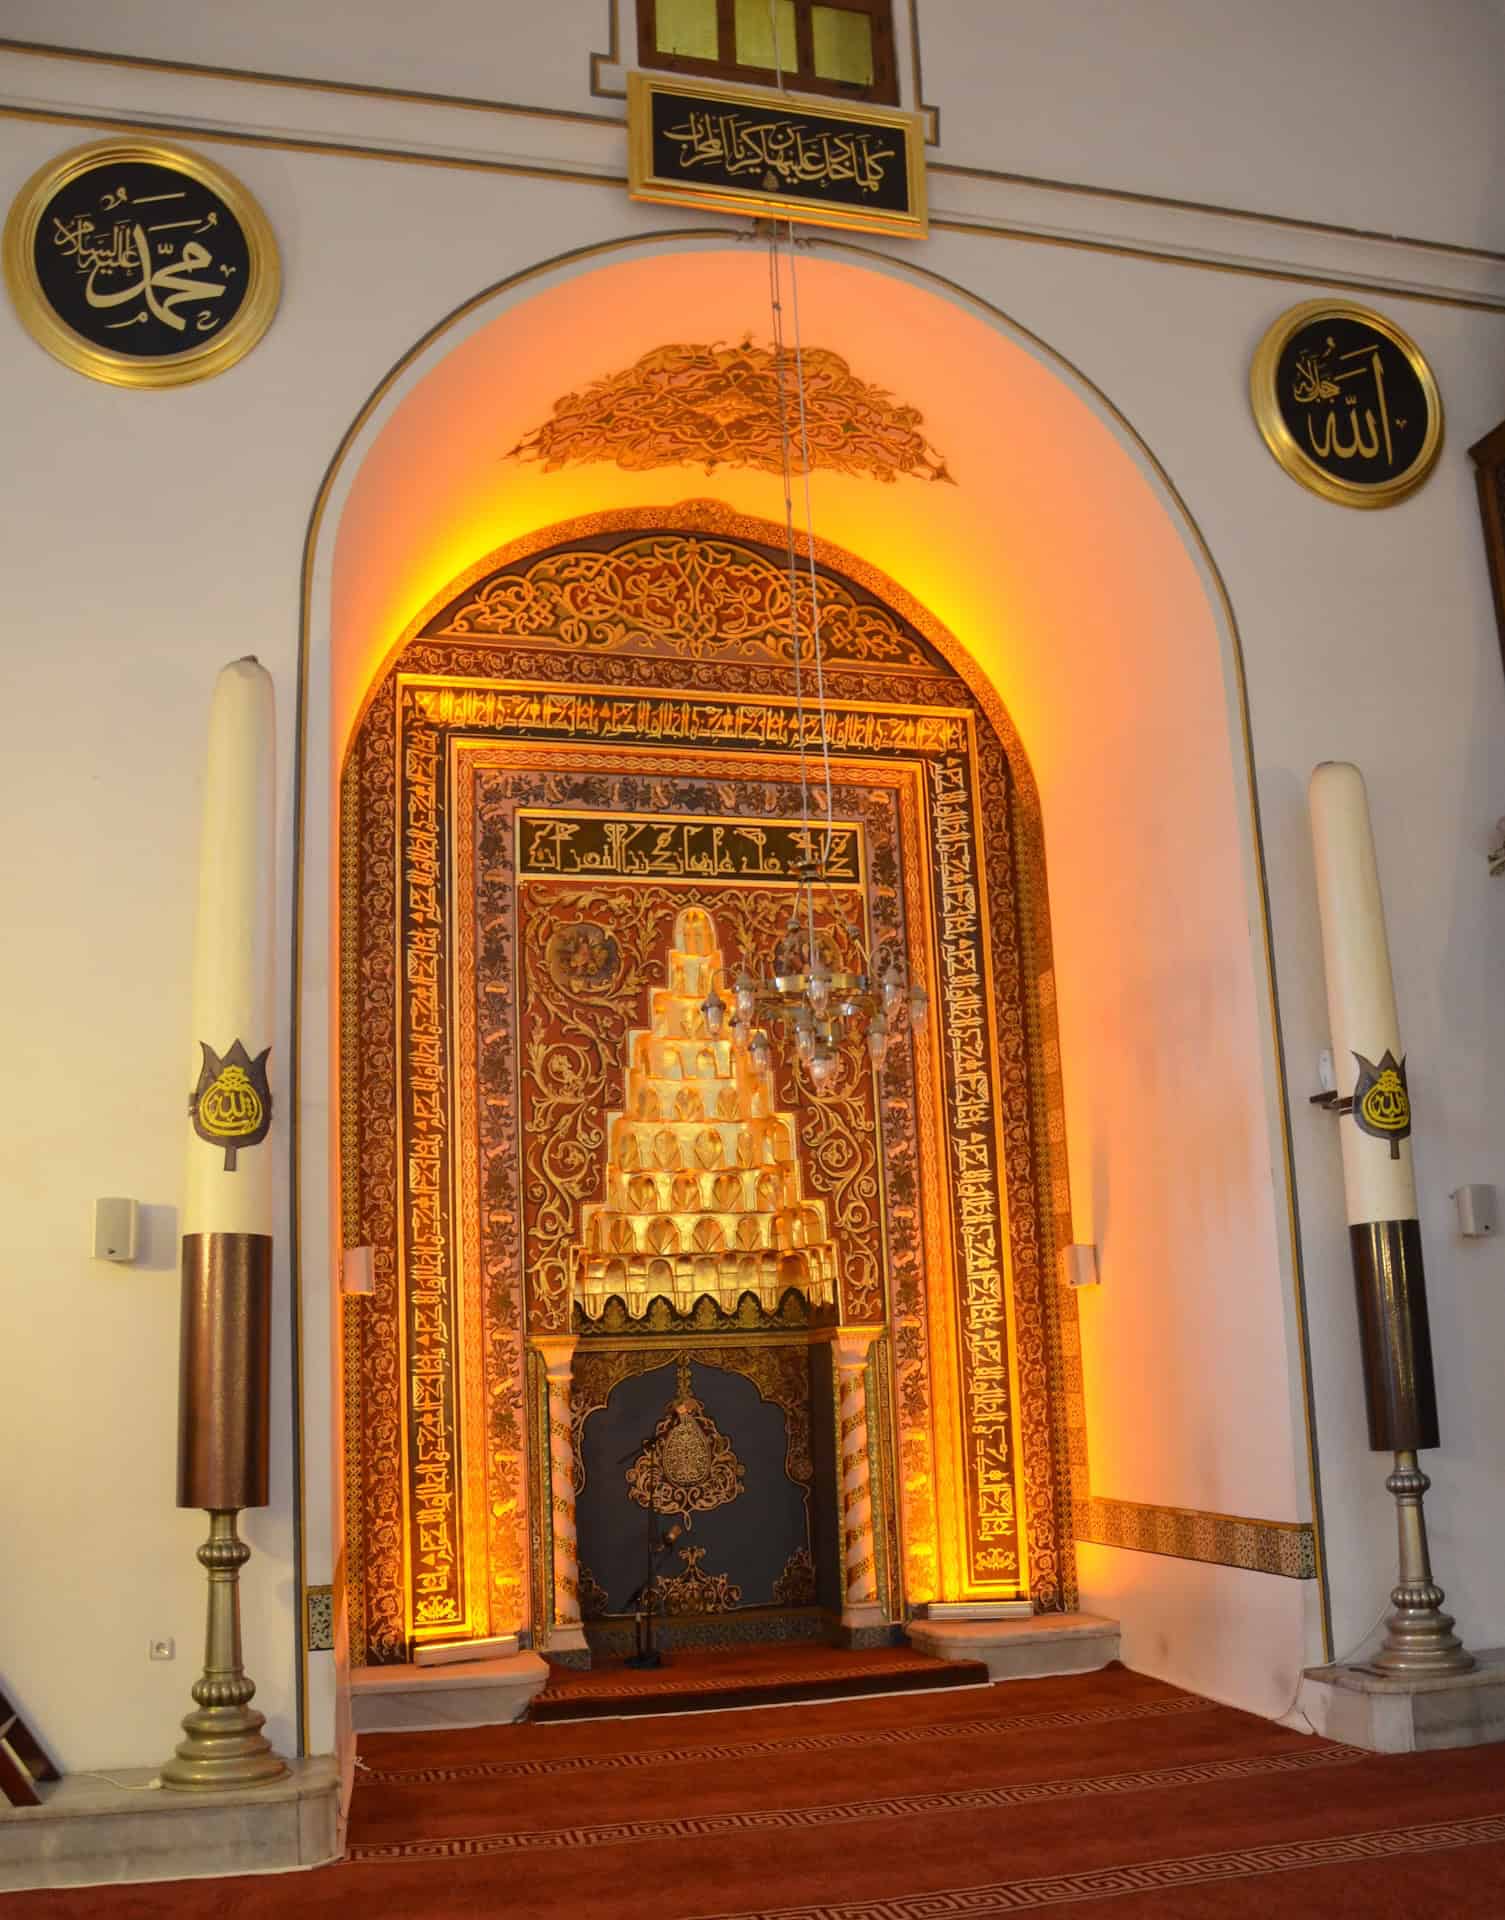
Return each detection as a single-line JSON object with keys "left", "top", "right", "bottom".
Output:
{"left": 177, "top": 1232, "right": 273, "bottom": 1510}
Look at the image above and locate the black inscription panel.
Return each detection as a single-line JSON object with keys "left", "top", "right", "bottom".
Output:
{"left": 629, "top": 75, "right": 925, "bottom": 237}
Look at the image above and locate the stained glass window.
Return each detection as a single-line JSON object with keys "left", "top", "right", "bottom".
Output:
{"left": 636, "top": 0, "right": 897, "bottom": 104}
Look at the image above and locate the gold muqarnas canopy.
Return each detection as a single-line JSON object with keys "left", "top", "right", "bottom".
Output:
{"left": 575, "top": 907, "right": 838, "bottom": 1320}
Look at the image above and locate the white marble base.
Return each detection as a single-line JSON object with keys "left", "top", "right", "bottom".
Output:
{"left": 413, "top": 1632, "right": 520, "bottom": 1667}
{"left": 840, "top": 1602, "right": 886, "bottom": 1632}
{"left": 907, "top": 1611, "right": 1120, "bottom": 1680}
{"left": 348, "top": 1651, "right": 549, "bottom": 1733}
{"left": 1298, "top": 1647, "right": 1505, "bottom": 1753}
{"left": 0, "top": 1757, "right": 338, "bottom": 1894}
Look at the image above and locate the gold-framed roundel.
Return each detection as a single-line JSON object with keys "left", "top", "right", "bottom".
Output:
{"left": 1249, "top": 299, "right": 1442, "bottom": 509}
{"left": 2, "top": 139, "right": 279, "bottom": 388}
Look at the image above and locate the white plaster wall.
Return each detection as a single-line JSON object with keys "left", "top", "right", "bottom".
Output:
{"left": 0, "top": 121, "right": 650, "bottom": 1771}
{"left": 1, "top": 4, "right": 1503, "bottom": 1766}
{"left": 8, "top": 1, "right": 1505, "bottom": 246}
{"left": 1075, "top": 1544, "right": 1323, "bottom": 1722}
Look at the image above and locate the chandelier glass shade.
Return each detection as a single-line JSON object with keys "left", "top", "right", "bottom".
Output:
{"left": 700, "top": 865, "right": 927, "bottom": 1092}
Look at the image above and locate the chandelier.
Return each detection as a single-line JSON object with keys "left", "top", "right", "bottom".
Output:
{"left": 700, "top": 209, "right": 927, "bottom": 1094}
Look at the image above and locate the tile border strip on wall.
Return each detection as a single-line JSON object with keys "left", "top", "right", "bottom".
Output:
{"left": 1074, "top": 1496, "right": 1317, "bottom": 1579}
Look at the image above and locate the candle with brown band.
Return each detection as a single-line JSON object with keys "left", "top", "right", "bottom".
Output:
{"left": 162, "top": 656, "right": 288, "bottom": 1790}
{"left": 1308, "top": 760, "right": 1471, "bottom": 1676}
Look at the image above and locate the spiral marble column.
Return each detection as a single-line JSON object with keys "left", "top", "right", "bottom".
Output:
{"left": 535, "top": 1337, "right": 589, "bottom": 1659}
{"left": 834, "top": 1328, "right": 884, "bottom": 1634}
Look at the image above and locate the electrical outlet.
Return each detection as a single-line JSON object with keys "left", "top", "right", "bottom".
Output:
{"left": 149, "top": 1637, "right": 175, "bottom": 1661}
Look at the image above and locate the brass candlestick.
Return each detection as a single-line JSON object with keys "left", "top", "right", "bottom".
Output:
{"left": 161, "top": 1510, "right": 287, "bottom": 1789}
{"left": 1370, "top": 1451, "right": 1474, "bottom": 1676}
{"left": 162, "top": 1232, "right": 287, "bottom": 1790}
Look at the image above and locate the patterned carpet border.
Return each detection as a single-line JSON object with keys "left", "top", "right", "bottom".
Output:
{"left": 359, "top": 1691, "right": 1218, "bottom": 1786}
{"left": 691, "top": 1811, "right": 1505, "bottom": 1917}
{"left": 346, "top": 1743, "right": 1364, "bottom": 1861}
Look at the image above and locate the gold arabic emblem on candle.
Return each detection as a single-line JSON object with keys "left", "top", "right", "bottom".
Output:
{"left": 1352, "top": 1049, "right": 1411, "bottom": 1160}
{"left": 191, "top": 1039, "right": 272, "bottom": 1170}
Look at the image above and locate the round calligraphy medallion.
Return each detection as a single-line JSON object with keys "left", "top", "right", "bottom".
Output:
{"left": 2, "top": 141, "right": 280, "bottom": 388}
{"left": 1250, "top": 300, "right": 1442, "bottom": 508}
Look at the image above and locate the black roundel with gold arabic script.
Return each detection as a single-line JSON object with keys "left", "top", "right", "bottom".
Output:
{"left": 35, "top": 157, "right": 251, "bottom": 353}
{"left": 3, "top": 141, "right": 280, "bottom": 388}
{"left": 1250, "top": 300, "right": 1442, "bottom": 509}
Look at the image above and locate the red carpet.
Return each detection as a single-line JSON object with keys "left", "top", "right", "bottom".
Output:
{"left": 12, "top": 1662, "right": 1505, "bottom": 1915}
{"left": 529, "top": 1641, "right": 990, "bottom": 1718}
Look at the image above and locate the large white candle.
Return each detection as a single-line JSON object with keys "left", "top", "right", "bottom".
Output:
{"left": 1308, "top": 760, "right": 1415, "bottom": 1226}
{"left": 183, "top": 657, "right": 277, "bottom": 1238}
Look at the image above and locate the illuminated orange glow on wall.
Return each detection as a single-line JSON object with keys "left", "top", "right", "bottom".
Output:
{"left": 330, "top": 241, "right": 1307, "bottom": 1620}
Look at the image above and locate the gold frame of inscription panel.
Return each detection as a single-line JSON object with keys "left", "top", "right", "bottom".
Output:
{"left": 626, "top": 71, "right": 928, "bottom": 241}
{"left": 444, "top": 726, "right": 1032, "bottom": 1622}
{"left": 514, "top": 807, "right": 866, "bottom": 889}
{"left": 367, "top": 699, "right": 944, "bottom": 1654}
{"left": 2, "top": 138, "right": 281, "bottom": 389}
{"left": 392, "top": 705, "right": 491, "bottom": 1649}
{"left": 453, "top": 739, "right": 939, "bottom": 1633}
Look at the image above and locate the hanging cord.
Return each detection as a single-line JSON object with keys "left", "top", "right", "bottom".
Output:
{"left": 766, "top": 2, "right": 823, "bottom": 974}
{"left": 767, "top": 0, "right": 835, "bottom": 875}
{"left": 766, "top": 225, "right": 812, "bottom": 853}
{"left": 785, "top": 235, "right": 836, "bottom": 870}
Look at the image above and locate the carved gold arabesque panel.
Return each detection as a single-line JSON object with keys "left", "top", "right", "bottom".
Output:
{"left": 430, "top": 533, "right": 933, "bottom": 671}
{"left": 507, "top": 852, "right": 887, "bottom": 1341}
{"left": 651, "top": 1544, "right": 743, "bottom": 1615}
{"left": 340, "top": 500, "right": 1088, "bottom": 1663}
{"left": 509, "top": 341, "right": 951, "bottom": 485}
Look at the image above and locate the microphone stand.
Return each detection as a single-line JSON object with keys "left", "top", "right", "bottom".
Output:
{"left": 618, "top": 1421, "right": 682, "bottom": 1670}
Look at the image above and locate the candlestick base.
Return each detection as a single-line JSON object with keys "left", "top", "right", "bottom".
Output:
{"left": 160, "top": 1706, "right": 289, "bottom": 1791}
{"left": 1367, "top": 1452, "right": 1475, "bottom": 1679}
{"left": 160, "top": 1510, "right": 288, "bottom": 1792}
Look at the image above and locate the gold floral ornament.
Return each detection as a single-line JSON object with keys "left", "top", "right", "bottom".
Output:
{"left": 626, "top": 1357, "right": 745, "bottom": 1529}
{"left": 438, "top": 534, "right": 930, "bottom": 669}
{"left": 650, "top": 1544, "right": 743, "bottom": 1615}
{"left": 508, "top": 341, "right": 952, "bottom": 485}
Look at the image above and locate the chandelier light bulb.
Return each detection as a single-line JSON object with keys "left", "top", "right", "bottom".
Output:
{"left": 749, "top": 1030, "right": 772, "bottom": 1074}
{"left": 908, "top": 983, "right": 929, "bottom": 1029}
{"left": 794, "top": 1009, "right": 817, "bottom": 1059}
{"left": 866, "top": 1015, "right": 889, "bottom": 1066}
{"left": 701, "top": 987, "right": 726, "bottom": 1038}
{"left": 729, "top": 1011, "right": 749, "bottom": 1051}
{"left": 808, "top": 1044, "right": 838, "bottom": 1091}
{"left": 733, "top": 971, "right": 757, "bottom": 1022}
{"left": 807, "top": 956, "right": 832, "bottom": 1017}
{"left": 881, "top": 964, "right": 904, "bottom": 1018}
